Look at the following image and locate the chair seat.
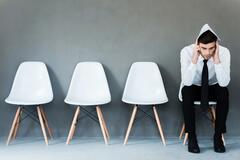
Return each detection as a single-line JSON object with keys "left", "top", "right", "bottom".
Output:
{"left": 64, "top": 98, "right": 111, "bottom": 106}
{"left": 122, "top": 98, "right": 168, "bottom": 105}
{"left": 5, "top": 97, "right": 53, "bottom": 106}
{"left": 194, "top": 101, "right": 217, "bottom": 105}
{"left": 179, "top": 99, "right": 217, "bottom": 106}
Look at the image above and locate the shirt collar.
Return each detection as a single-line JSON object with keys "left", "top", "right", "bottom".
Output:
{"left": 198, "top": 55, "right": 213, "bottom": 63}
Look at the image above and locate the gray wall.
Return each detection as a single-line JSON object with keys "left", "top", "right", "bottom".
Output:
{"left": 0, "top": 0, "right": 239, "bottom": 139}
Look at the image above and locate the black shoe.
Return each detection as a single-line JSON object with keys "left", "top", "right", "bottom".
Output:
{"left": 188, "top": 136, "right": 200, "bottom": 153}
{"left": 214, "top": 134, "right": 226, "bottom": 153}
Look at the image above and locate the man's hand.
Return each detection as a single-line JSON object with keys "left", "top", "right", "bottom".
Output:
{"left": 213, "top": 41, "right": 220, "bottom": 64}
{"left": 192, "top": 42, "right": 200, "bottom": 64}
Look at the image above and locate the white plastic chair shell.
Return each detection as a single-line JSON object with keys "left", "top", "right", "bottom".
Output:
{"left": 64, "top": 62, "right": 111, "bottom": 106}
{"left": 122, "top": 62, "right": 168, "bottom": 105}
{"left": 5, "top": 62, "right": 53, "bottom": 105}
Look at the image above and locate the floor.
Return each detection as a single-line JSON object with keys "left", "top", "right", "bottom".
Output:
{"left": 0, "top": 137, "right": 239, "bottom": 160}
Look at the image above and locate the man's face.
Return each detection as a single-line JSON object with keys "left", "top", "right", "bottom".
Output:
{"left": 198, "top": 41, "right": 216, "bottom": 59}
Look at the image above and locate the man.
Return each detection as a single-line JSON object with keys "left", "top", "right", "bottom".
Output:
{"left": 179, "top": 24, "right": 230, "bottom": 153}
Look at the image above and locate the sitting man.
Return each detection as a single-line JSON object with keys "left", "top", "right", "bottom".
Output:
{"left": 179, "top": 24, "right": 230, "bottom": 153}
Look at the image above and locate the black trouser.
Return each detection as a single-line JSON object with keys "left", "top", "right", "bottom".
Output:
{"left": 182, "top": 83, "right": 229, "bottom": 135}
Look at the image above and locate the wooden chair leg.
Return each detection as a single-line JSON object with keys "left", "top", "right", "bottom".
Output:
{"left": 40, "top": 107, "right": 53, "bottom": 139}
{"left": 12, "top": 110, "right": 22, "bottom": 140}
{"left": 37, "top": 106, "right": 49, "bottom": 145}
{"left": 96, "top": 106, "right": 108, "bottom": 145}
{"left": 123, "top": 105, "right": 138, "bottom": 145}
{"left": 69, "top": 108, "right": 81, "bottom": 141}
{"left": 179, "top": 123, "right": 185, "bottom": 140}
{"left": 97, "top": 106, "right": 110, "bottom": 140}
{"left": 6, "top": 107, "right": 21, "bottom": 145}
{"left": 222, "top": 134, "right": 226, "bottom": 145}
{"left": 66, "top": 106, "right": 80, "bottom": 145}
{"left": 153, "top": 106, "right": 166, "bottom": 146}
{"left": 210, "top": 107, "right": 216, "bottom": 127}
{"left": 183, "top": 133, "right": 188, "bottom": 145}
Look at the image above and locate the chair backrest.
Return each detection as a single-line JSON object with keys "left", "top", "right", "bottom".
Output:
{"left": 65, "top": 62, "right": 111, "bottom": 106}
{"left": 122, "top": 62, "right": 168, "bottom": 105}
{"left": 5, "top": 62, "right": 53, "bottom": 105}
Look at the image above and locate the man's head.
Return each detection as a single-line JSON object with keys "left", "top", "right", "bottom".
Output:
{"left": 197, "top": 30, "right": 218, "bottom": 59}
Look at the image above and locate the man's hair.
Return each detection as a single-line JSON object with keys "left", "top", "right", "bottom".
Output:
{"left": 197, "top": 30, "right": 218, "bottom": 44}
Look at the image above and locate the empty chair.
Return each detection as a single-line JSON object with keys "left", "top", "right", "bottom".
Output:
{"left": 65, "top": 62, "right": 111, "bottom": 145}
{"left": 5, "top": 61, "right": 53, "bottom": 145}
{"left": 122, "top": 62, "right": 168, "bottom": 145}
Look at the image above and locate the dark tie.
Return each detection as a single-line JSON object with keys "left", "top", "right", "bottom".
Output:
{"left": 201, "top": 59, "right": 209, "bottom": 109}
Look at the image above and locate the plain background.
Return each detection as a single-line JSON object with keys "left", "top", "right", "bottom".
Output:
{"left": 0, "top": 0, "right": 239, "bottom": 139}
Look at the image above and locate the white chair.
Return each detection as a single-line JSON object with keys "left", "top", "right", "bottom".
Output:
{"left": 65, "top": 62, "right": 111, "bottom": 145}
{"left": 178, "top": 99, "right": 225, "bottom": 145}
{"left": 5, "top": 62, "right": 53, "bottom": 145}
{"left": 122, "top": 62, "right": 168, "bottom": 145}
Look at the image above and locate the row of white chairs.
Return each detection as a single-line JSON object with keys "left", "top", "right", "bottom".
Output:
{"left": 5, "top": 61, "right": 219, "bottom": 146}
{"left": 5, "top": 61, "right": 168, "bottom": 146}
